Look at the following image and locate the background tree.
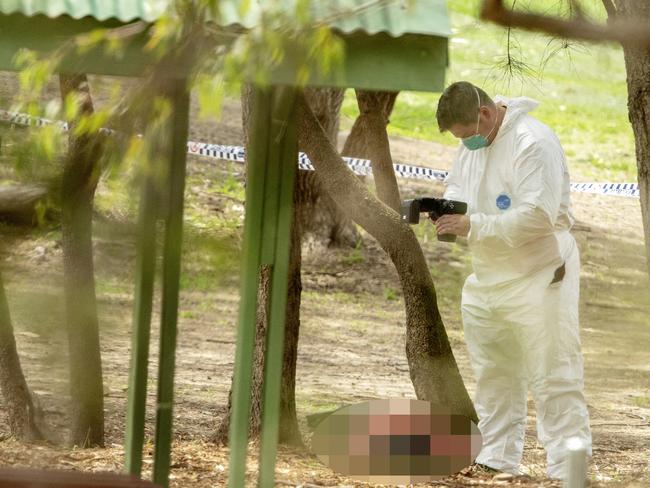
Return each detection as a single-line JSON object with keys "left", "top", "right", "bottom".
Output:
{"left": 301, "top": 88, "right": 360, "bottom": 248}
{"left": 59, "top": 73, "right": 105, "bottom": 447}
{"left": 343, "top": 90, "right": 401, "bottom": 211}
{"left": 214, "top": 87, "right": 345, "bottom": 447}
{"left": 0, "top": 269, "right": 43, "bottom": 440}
{"left": 215, "top": 82, "right": 479, "bottom": 445}
{"left": 342, "top": 91, "right": 397, "bottom": 160}
{"left": 606, "top": 0, "right": 650, "bottom": 277}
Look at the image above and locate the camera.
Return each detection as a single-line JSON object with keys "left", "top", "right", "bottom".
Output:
{"left": 400, "top": 197, "right": 468, "bottom": 242}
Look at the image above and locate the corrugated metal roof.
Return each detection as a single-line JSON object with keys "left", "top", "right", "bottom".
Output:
{"left": 0, "top": 0, "right": 168, "bottom": 22}
{"left": 220, "top": 0, "right": 451, "bottom": 38}
{"left": 0, "top": 0, "right": 450, "bottom": 38}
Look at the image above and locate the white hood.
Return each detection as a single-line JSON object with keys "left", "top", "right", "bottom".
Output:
{"left": 493, "top": 96, "right": 540, "bottom": 138}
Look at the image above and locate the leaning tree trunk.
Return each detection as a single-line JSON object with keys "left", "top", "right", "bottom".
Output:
{"left": 59, "top": 74, "right": 104, "bottom": 447}
{"left": 615, "top": 0, "right": 650, "bottom": 276}
{"left": 300, "top": 88, "right": 360, "bottom": 248}
{"left": 295, "top": 93, "right": 477, "bottom": 421}
{"left": 0, "top": 270, "right": 43, "bottom": 440}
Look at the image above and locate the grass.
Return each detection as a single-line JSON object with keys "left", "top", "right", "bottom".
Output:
{"left": 341, "top": 0, "right": 636, "bottom": 182}
{"left": 383, "top": 286, "right": 399, "bottom": 301}
{"left": 341, "top": 239, "right": 365, "bottom": 265}
{"left": 632, "top": 395, "right": 649, "bottom": 408}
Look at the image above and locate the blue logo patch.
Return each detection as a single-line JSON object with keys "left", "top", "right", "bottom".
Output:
{"left": 496, "top": 193, "right": 511, "bottom": 210}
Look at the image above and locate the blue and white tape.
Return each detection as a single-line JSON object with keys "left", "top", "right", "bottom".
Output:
{"left": 569, "top": 182, "right": 639, "bottom": 198}
{"left": 184, "top": 139, "right": 642, "bottom": 198}
{"left": 1, "top": 110, "right": 68, "bottom": 129}
{"left": 1, "top": 108, "right": 640, "bottom": 198}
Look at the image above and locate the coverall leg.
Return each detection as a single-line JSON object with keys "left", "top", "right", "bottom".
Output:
{"left": 462, "top": 242, "right": 591, "bottom": 478}
{"left": 517, "top": 244, "right": 592, "bottom": 478}
{"left": 462, "top": 279, "right": 528, "bottom": 474}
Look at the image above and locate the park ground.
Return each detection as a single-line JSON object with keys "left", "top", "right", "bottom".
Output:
{"left": 1, "top": 2, "right": 649, "bottom": 487}
{"left": 0, "top": 92, "right": 649, "bottom": 487}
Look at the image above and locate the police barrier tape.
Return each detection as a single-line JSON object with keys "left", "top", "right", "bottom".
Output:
{"left": 1, "top": 108, "right": 641, "bottom": 199}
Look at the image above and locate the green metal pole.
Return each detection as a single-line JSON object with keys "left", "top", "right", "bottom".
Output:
{"left": 257, "top": 89, "right": 298, "bottom": 488}
{"left": 152, "top": 78, "right": 190, "bottom": 488}
{"left": 227, "top": 87, "right": 272, "bottom": 488}
{"left": 125, "top": 174, "right": 158, "bottom": 476}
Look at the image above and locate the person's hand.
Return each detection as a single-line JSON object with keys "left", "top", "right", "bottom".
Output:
{"left": 434, "top": 214, "right": 470, "bottom": 238}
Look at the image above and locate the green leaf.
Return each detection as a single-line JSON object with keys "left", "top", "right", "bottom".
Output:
{"left": 76, "top": 28, "right": 108, "bottom": 55}
{"left": 64, "top": 93, "right": 81, "bottom": 121}
{"left": 295, "top": 0, "right": 311, "bottom": 24}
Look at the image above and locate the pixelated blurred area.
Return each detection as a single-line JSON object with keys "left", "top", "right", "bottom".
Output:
{"left": 310, "top": 398, "right": 482, "bottom": 483}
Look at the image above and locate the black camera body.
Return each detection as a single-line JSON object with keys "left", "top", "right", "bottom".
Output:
{"left": 400, "top": 198, "right": 468, "bottom": 242}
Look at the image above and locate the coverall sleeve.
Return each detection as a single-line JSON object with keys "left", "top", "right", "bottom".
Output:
{"left": 468, "top": 141, "right": 564, "bottom": 248}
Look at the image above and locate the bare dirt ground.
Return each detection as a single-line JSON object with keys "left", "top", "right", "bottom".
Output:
{"left": 1, "top": 77, "right": 649, "bottom": 487}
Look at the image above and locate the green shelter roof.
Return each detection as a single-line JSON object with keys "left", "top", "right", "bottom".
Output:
{"left": 0, "top": 0, "right": 168, "bottom": 22}
{"left": 0, "top": 1, "right": 450, "bottom": 37}
{"left": 0, "top": 0, "right": 451, "bottom": 92}
{"left": 220, "top": 1, "right": 451, "bottom": 38}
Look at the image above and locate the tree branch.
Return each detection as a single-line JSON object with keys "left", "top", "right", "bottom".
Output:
{"left": 601, "top": 0, "right": 617, "bottom": 19}
{"left": 480, "top": 0, "right": 650, "bottom": 48}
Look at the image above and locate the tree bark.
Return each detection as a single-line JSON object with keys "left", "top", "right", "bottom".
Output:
{"left": 295, "top": 93, "right": 477, "bottom": 422}
{"left": 613, "top": 0, "right": 650, "bottom": 276}
{"left": 244, "top": 85, "right": 357, "bottom": 248}
{"left": 278, "top": 191, "right": 303, "bottom": 445}
{"left": 0, "top": 270, "right": 44, "bottom": 440}
{"left": 0, "top": 184, "right": 48, "bottom": 226}
{"left": 342, "top": 89, "right": 397, "bottom": 157}
{"left": 342, "top": 90, "right": 401, "bottom": 212}
{"left": 59, "top": 74, "right": 104, "bottom": 447}
{"left": 300, "top": 88, "right": 359, "bottom": 248}
{"left": 214, "top": 87, "right": 304, "bottom": 447}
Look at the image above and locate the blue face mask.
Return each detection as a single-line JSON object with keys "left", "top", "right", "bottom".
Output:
{"left": 462, "top": 88, "right": 497, "bottom": 151}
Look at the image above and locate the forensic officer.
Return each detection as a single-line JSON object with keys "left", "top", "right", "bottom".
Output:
{"left": 433, "top": 81, "right": 592, "bottom": 479}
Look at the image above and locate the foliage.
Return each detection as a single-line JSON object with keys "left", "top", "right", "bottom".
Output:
{"left": 6, "top": 0, "right": 347, "bottom": 197}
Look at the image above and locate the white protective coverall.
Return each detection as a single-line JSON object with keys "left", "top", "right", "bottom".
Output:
{"left": 443, "top": 96, "right": 592, "bottom": 478}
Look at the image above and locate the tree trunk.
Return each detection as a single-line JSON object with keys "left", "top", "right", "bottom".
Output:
{"left": 216, "top": 87, "right": 399, "bottom": 446}
{"left": 0, "top": 184, "right": 48, "bottom": 225}
{"left": 615, "top": 0, "right": 650, "bottom": 276}
{"left": 343, "top": 90, "right": 401, "bottom": 211}
{"left": 278, "top": 189, "right": 303, "bottom": 445}
{"left": 214, "top": 87, "right": 305, "bottom": 447}
{"left": 59, "top": 74, "right": 104, "bottom": 447}
{"left": 300, "top": 88, "right": 360, "bottom": 248}
{"left": 0, "top": 270, "right": 44, "bottom": 440}
{"left": 342, "top": 89, "right": 397, "bottom": 157}
{"left": 295, "top": 93, "right": 477, "bottom": 422}
{"left": 215, "top": 201, "right": 304, "bottom": 447}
